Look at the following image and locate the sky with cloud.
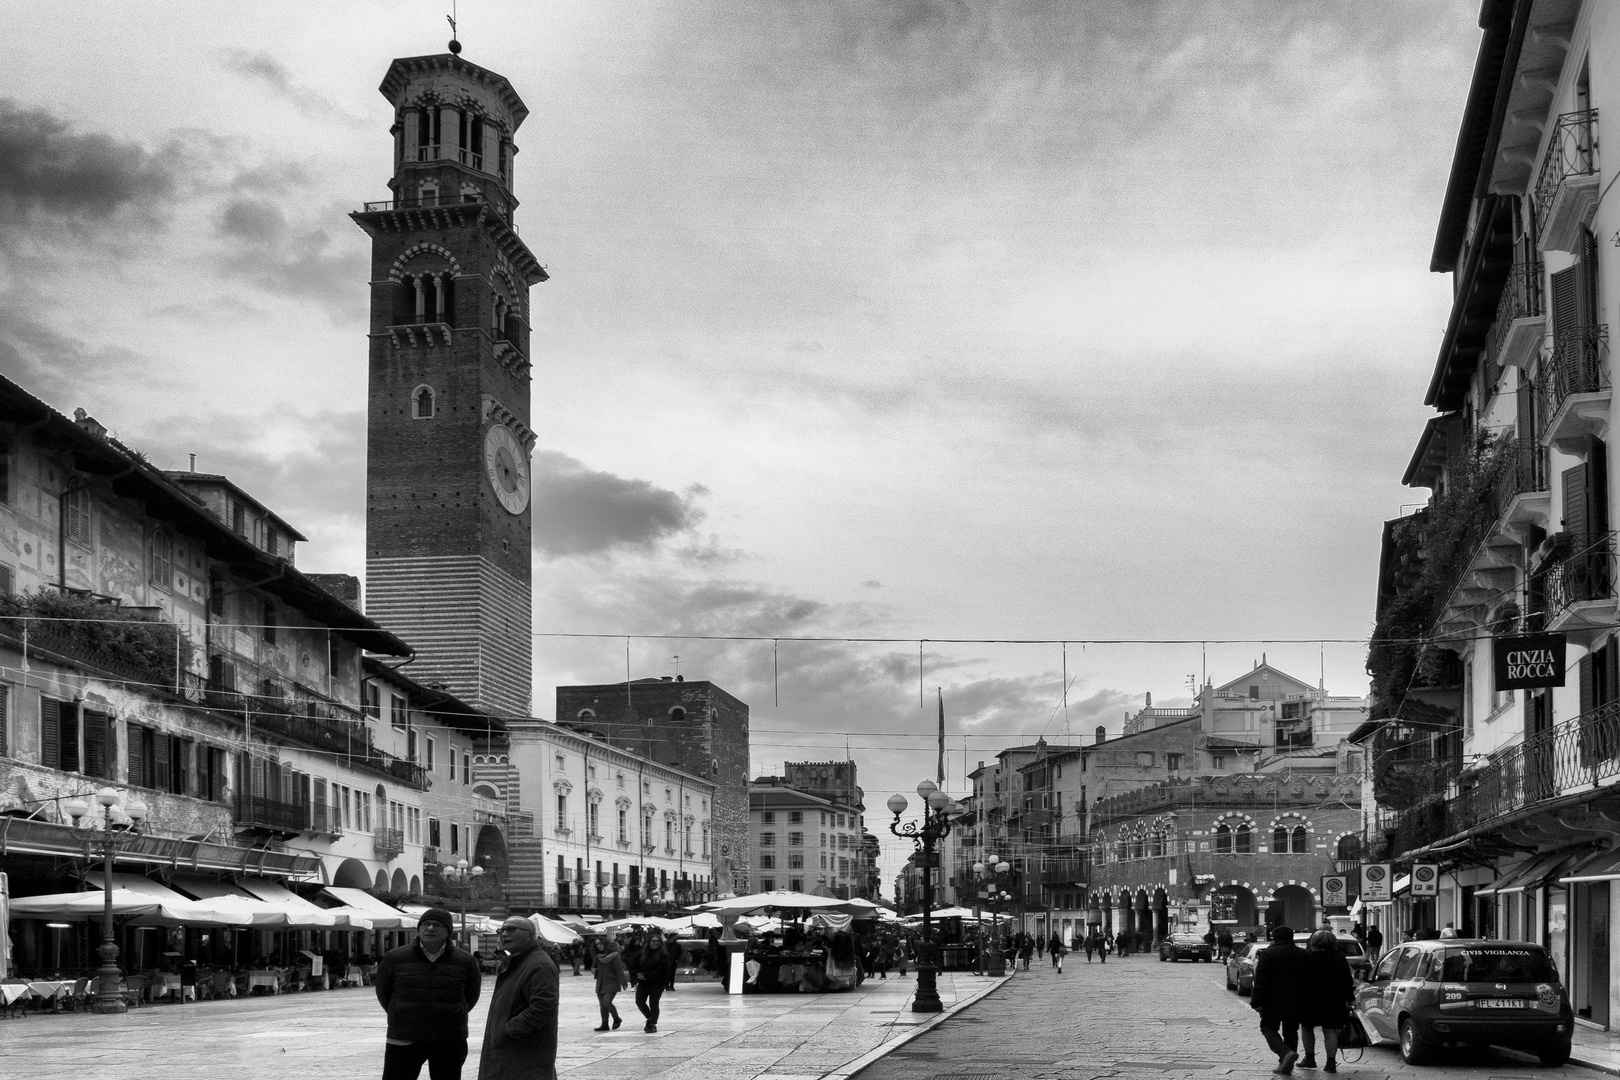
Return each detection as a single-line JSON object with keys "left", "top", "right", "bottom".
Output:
{"left": 2, "top": 0, "right": 1481, "bottom": 886}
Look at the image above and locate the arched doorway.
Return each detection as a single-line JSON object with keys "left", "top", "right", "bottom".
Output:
{"left": 1268, "top": 884, "right": 1315, "bottom": 931}
{"left": 1152, "top": 887, "right": 1169, "bottom": 942}
{"left": 391, "top": 869, "right": 408, "bottom": 893}
{"left": 409, "top": 875, "right": 421, "bottom": 895}
{"left": 333, "top": 858, "right": 371, "bottom": 888}
{"left": 1211, "top": 884, "right": 1258, "bottom": 929}
{"left": 374, "top": 870, "right": 389, "bottom": 891}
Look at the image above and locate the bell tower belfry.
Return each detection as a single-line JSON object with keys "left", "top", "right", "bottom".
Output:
{"left": 352, "top": 48, "right": 545, "bottom": 719}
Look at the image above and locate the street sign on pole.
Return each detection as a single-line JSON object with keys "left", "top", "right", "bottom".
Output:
{"left": 1321, "top": 875, "right": 1348, "bottom": 909}
{"left": 1411, "top": 863, "right": 1439, "bottom": 896}
{"left": 1361, "top": 863, "right": 1391, "bottom": 902}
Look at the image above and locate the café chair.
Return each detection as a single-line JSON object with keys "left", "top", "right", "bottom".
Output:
{"left": 120, "top": 975, "right": 150, "bottom": 1008}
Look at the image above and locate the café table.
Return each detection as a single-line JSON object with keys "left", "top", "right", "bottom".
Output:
{"left": 247, "top": 970, "right": 280, "bottom": 994}
{"left": 152, "top": 973, "right": 183, "bottom": 1001}
{"left": 26, "top": 980, "right": 73, "bottom": 1012}
{"left": 1, "top": 983, "right": 33, "bottom": 1015}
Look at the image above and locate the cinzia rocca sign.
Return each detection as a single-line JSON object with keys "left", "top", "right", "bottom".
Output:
{"left": 1493, "top": 633, "right": 1567, "bottom": 691}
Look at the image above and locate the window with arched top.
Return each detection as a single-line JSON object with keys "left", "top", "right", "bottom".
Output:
{"left": 1273, "top": 825, "right": 1289, "bottom": 852}
{"left": 1235, "top": 822, "right": 1253, "bottom": 853}
{"left": 149, "top": 529, "right": 173, "bottom": 587}
{"left": 1150, "top": 829, "right": 1165, "bottom": 858}
{"left": 1336, "top": 834, "right": 1362, "bottom": 861}
{"left": 1215, "top": 823, "right": 1232, "bottom": 854}
{"left": 412, "top": 385, "right": 435, "bottom": 419}
{"left": 1291, "top": 825, "right": 1309, "bottom": 854}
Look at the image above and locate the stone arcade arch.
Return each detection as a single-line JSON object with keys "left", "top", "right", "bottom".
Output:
{"left": 333, "top": 858, "right": 372, "bottom": 888}
{"left": 1267, "top": 882, "right": 1317, "bottom": 931}
{"left": 1211, "top": 882, "right": 1259, "bottom": 928}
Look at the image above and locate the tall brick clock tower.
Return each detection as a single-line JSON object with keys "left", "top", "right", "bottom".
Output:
{"left": 353, "top": 46, "right": 545, "bottom": 719}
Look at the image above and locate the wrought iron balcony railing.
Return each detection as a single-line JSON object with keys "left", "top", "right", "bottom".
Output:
{"left": 1493, "top": 438, "right": 1548, "bottom": 512}
{"left": 1544, "top": 325, "right": 1610, "bottom": 423}
{"left": 235, "top": 793, "right": 306, "bottom": 834}
{"left": 1534, "top": 109, "right": 1600, "bottom": 227}
{"left": 1486, "top": 242, "right": 1546, "bottom": 372}
{"left": 1449, "top": 699, "right": 1620, "bottom": 837}
{"left": 1542, "top": 531, "right": 1617, "bottom": 621}
{"left": 373, "top": 828, "right": 405, "bottom": 858}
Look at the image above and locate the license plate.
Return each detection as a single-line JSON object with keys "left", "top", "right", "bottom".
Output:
{"left": 1480, "top": 998, "right": 1525, "bottom": 1009}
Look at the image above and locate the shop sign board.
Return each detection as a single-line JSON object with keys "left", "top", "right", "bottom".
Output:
{"left": 1361, "top": 863, "right": 1392, "bottom": 902}
{"left": 1411, "top": 863, "right": 1439, "bottom": 896}
{"left": 1493, "top": 633, "right": 1567, "bottom": 690}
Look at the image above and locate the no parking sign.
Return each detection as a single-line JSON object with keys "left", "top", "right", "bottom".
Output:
{"left": 1321, "top": 875, "right": 1348, "bottom": 908}
{"left": 1411, "top": 863, "right": 1439, "bottom": 896}
{"left": 1361, "top": 863, "right": 1391, "bottom": 902}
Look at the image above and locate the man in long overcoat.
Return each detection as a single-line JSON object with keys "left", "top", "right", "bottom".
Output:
{"left": 1250, "top": 925, "right": 1314, "bottom": 1075}
{"left": 478, "top": 917, "right": 560, "bottom": 1080}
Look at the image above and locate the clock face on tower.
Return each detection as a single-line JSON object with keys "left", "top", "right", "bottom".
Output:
{"left": 483, "top": 424, "right": 531, "bottom": 515}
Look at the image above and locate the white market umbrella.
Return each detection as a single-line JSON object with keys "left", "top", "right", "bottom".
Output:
{"left": 8, "top": 888, "right": 252, "bottom": 927}
{"left": 528, "top": 914, "right": 581, "bottom": 945}
{"left": 594, "top": 916, "right": 682, "bottom": 934}
{"left": 698, "top": 890, "right": 850, "bottom": 915}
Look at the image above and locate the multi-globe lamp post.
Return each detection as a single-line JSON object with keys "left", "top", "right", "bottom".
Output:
{"left": 972, "top": 854, "right": 1011, "bottom": 974}
{"left": 441, "top": 858, "right": 485, "bottom": 950}
{"left": 63, "top": 787, "right": 149, "bottom": 1014}
{"left": 887, "top": 779, "right": 955, "bottom": 1013}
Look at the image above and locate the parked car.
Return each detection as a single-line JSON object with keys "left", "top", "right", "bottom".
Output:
{"left": 1225, "top": 941, "right": 1260, "bottom": 994}
{"left": 1353, "top": 939, "right": 1572, "bottom": 1066}
{"left": 1333, "top": 935, "right": 1371, "bottom": 982}
{"left": 1158, "top": 932, "right": 1213, "bottom": 963}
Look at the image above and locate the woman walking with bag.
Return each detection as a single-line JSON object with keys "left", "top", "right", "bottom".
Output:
{"left": 1303, "top": 930, "right": 1356, "bottom": 1073}
{"left": 591, "top": 936, "right": 630, "bottom": 1032}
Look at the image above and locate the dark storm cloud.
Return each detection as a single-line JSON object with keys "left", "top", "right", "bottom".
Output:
{"left": 0, "top": 99, "right": 176, "bottom": 231}
{"left": 213, "top": 195, "right": 369, "bottom": 318}
{"left": 218, "top": 48, "right": 363, "bottom": 126}
{"left": 531, "top": 451, "right": 707, "bottom": 557}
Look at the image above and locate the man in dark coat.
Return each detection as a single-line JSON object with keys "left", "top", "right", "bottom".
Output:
{"left": 1250, "top": 925, "right": 1314, "bottom": 1075}
{"left": 375, "top": 906, "right": 483, "bottom": 1080}
{"left": 479, "top": 917, "right": 560, "bottom": 1080}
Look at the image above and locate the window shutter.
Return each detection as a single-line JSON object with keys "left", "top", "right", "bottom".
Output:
{"left": 1564, "top": 463, "right": 1590, "bottom": 548}
{"left": 128, "top": 723, "right": 146, "bottom": 787}
{"left": 1580, "top": 228, "right": 1601, "bottom": 328}
{"left": 1551, "top": 266, "right": 1579, "bottom": 337}
{"left": 1517, "top": 375, "right": 1538, "bottom": 457}
{"left": 0, "top": 686, "right": 7, "bottom": 757}
{"left": 82, "top": 712, "right": 107, "bottom": 779}
{"left": 60, "top": 703, "right": 79, "bottom": 774}
{"left": 299, "top": 772, "right": 312, "bottom": 825}
{"left": 152, "top": 731, "right": 170, "bottom": 791}
{"left": 174, "top": 737, "right": 192, "bottom": 795}
{"left": 1591, "top": 439, "right": 1610, "bottom": 536}
{"left": 40, "top": 698, "right": 58, "bottom": 770}
{"left": 1581, "top": 654, "right": 1596, "bottom": 714}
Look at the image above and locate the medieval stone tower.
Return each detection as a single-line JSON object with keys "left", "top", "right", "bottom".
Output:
{"left": 353, "top": 49, "right": 545, "bottom": 719}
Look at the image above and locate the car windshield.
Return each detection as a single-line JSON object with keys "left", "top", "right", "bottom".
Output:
{"left": 1438, "top": 947, "right": 1555, "bottom": 983}
{"left": 1336, "top": 940, "right": 1364, "bottom": 957}
{"left": 1172, "top": 935, "right": 1201, "bottom": 943}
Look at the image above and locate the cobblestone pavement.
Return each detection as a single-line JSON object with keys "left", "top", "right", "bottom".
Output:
{"left": 0, "top": 968, "right": 997, "bottom": 1080}
{"left": 854, "top": 954, "right": 1604, "bottom": 1080}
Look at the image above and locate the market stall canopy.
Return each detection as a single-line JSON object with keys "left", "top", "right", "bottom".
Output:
{"left": 528, "top": 914, "right": 581, "bottom": 945}
{"left": 401, "top": 904, "right": 501, "bottom": 934}
{"left": 321, "top": 886, "right": 411, "bottom": 929}
{"left": 594, "top": 916, "right": 683, "bottom": 934}
{"left": 243, "top": 878, "right": 374, "bottom": 930}
{"left": 698, "top": 890, "right": 851, "bottom": 915}
{"left": 10, "top": 887, "right": 250, "bottom": 927}
{"left": 902, "top": 906, "right": 997, "bottom": 921}
{"left": 834, "top": 898, "right": 885, "bottom": 919}
{"left": 172, "top": 875, "right": 337, "bottom": 929}
{"left": 663, "top": 913, "right": 722, "bottom": 934}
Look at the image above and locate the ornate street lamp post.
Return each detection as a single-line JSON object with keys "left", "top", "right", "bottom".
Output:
{"left": 64, "top": 787, "right": 148, "bottom": 1014}
{"left": 442, "top": 858, "right": 485, "bottom": 950}
{"left": 888, "top": 779, "right": 954, "bottom": 1013}
{"left": 972, "top": 854, "right": 1011, "bottom": 975}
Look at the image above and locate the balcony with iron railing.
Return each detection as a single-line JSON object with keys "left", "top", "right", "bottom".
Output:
{"left": 1486, "top": 241, "right": 1545, "bottom": 373}
{"left": 1535, "top": 109, "right": 1601, "bottom": 253}
{"left": 307, "top": 803, "right": 343, "bottom": 836}
{"left": 1540, "top": 531, "right": 1617, "bottom": 637}
{"left": 235, "top": 792, "right": 307, "bottom": 835}
{"left": 193, "top": 673, "right": 427, "bottom": 788}
{"left": 1542, "top": 326, "right": 1611, "bottom": 453}
{"left": 373, "top": 828, "right": 405, "bottom": 859}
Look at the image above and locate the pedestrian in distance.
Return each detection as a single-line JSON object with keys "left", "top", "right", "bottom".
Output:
{"left": 632, "top": 930, "right": 677, "bottom": 1032}
{"left": 1302, "top": 929, "right": 1355, "bottom": 1073}
{"left": 591, "top": 936, "right": 630, "bottom": 1032}
{"left": 478, "top": 916, "right": 560, "bottom": 1080}
{"left": 568, "top": 939, "right": 583, "bottom": 977}
{"left": 1250, "top": 925, "right": 1314, "bottom": 1076}
{"left": 1048, "top": 932, "right": 1064, "bottom": 973}
{"left": 374, "top": 906, "right": 483, "bottom": 1080}
{"left": 664, "top": 932, "right": 681, "bottom": 990}
{"left": 1364, "top": 923, "right": 1382, "bottom": 961}
{"left": 1083, "top": 932, "right": 1095, "bottom": 963}
{"left": 1217, "top": 928, "right": 1234, "bottom": 962}
{"left": 1018, "top": 935, "right": 1034, "bottom": 971}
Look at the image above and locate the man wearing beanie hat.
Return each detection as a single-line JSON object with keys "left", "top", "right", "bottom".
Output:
{"left": 375, "top": 906, "right": 484, "bottom": 1079}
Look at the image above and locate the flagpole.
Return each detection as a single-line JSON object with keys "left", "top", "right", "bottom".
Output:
{"left": 937, "top": 688, "right": 945, "bottom": 785}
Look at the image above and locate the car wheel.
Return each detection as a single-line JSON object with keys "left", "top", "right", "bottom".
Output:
{"left": 1238, "top": 979, "right": 1250, "bottom": 996}
{"left": 1225, "top": 969, "right": 1233, "bottom": 990}
{"left": 1399, "top": 1017, "right": 1434, "bottom": 1065}
{"left": 1536, "top": 1042, "right": 1572, "bottom": 1067}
